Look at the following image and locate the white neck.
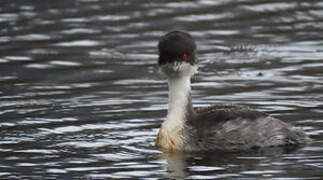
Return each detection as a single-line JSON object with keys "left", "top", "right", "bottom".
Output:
{"left": 156, "top": 63, "right": 197, "bottom": 150}
{"left": 163, "top": 75, "right": 192, "bottom": 130}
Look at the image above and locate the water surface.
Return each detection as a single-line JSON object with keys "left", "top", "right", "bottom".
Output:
{"left": 1, "top": 0, "right": 323, "bottom": 179}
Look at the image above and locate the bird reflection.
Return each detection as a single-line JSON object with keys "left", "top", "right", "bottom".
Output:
{"left": 157, "top": 146, "right": 306, "bottom": 179}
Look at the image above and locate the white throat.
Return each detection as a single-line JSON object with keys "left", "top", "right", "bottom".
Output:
{"left": 166, "top": 76, "right": 191, "bottom": 124}
{"left": 162, "top": 63, "right": 197, "bottom": 131}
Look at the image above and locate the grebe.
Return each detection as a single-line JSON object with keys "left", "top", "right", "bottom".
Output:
{"left": 155, "top": 31, "right": 307, "bottom": 152}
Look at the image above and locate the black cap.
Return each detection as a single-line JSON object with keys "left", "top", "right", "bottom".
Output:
{"left": 158, "top": 31, "right": 196, "bottom": 66}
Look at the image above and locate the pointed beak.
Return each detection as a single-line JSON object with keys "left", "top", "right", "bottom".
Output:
{"left": 171, "top": 61, "right": 181, "bottom": 72}
{"left": 159, "top": 60, "right": 184, "bottom": 76}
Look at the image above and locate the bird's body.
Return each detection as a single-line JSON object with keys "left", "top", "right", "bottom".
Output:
{"left": 155, "top": 31, "right": 307, "bottom": 152}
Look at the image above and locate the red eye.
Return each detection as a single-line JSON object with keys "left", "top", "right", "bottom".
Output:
{"left": 182, "top": 53, "right": 187, "bottom": 61}
{"left": 164, "top": 54, "right": 169, "bottom": 61}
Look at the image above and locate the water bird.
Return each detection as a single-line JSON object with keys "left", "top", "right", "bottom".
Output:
{"left": 155, "top": 31, "right": 308, "bottom": 151}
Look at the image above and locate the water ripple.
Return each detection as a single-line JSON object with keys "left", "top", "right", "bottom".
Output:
{"left": 0, "top": 0, "right": 323, "bottom": 179}
{"left": 54, "top": 40, "right": 101, "bottom": 47}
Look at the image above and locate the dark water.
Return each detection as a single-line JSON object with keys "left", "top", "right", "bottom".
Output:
{"left": 1, "top": 0, "right": 323, "bottom": 179}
